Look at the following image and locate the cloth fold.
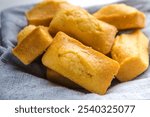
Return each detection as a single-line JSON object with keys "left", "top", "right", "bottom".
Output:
{"left": 0, "top": 0, "right": 150, "bottom": 99}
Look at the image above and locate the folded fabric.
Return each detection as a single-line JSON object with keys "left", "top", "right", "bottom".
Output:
{"left": 0, "top": 0, "right": 150, "bottom": 100}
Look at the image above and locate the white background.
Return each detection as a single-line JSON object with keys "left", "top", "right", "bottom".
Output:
{"left": 0, "top": 0, "right": 121, "bottom": 11}
{"left": 0, "top": 100, "right": 150, "bottom": 117}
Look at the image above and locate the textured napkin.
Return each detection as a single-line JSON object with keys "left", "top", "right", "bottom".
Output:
{"left": 0, "top": 0, "right": 150, "bottom": 100}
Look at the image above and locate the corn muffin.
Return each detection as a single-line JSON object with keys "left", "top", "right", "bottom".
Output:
{"left": 42, "top": 32, "right": 120, "bottom": 95}
{"left": 26, "top": 0, "right": 72, "bottom": 26}
{"left": 111, "top": 30, "right": 149, "bottom": 82}
{"left": 13, "top": 27, "right": 53, "bottom": 65}
{"left": 17, "top": 25, "right": 36, "bottom": 44}
{"left": 93, "top": 4, "right": 146, "bottom": 30}
{"left": 49, "top": 8, "right": 117, "bottom": 54}
{"left": 47, "top": 69, "right": 81, "bottom": 89}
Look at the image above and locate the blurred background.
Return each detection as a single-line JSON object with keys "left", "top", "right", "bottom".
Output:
{"left": 0, "top": 0, "right": 121, "bottom": 11}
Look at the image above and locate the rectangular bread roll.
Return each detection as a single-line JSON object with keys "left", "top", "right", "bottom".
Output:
{"left": 47, "top": 69, "right": 81, "bottom": 89}
{"left": 49, "top": 7, "right": 117, "bottom": 54}
{"left": 26, "top": 0, "right": 72, "bottom": 26}
{"left": 17, "top": 25, "right": 36, "bottom": 44}
{"left": 42, "top": 32, "right": 120, "bottom": 95}
{"left": 13, "top": 27, "right": 53, "bottom": 65}
{"left": 111, "top": 30, "right": 149, "bottom": 82}
{"left": 93, "top": 4, "right": 145, "bottom": 30}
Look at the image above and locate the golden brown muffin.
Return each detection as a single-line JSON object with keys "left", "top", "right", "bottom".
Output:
{"left": 47, "top": 69, "right": 81, "bottom": 89}
{"left": 42, "top": 32, "right": 120, "bottom": 95}
{"left": 17, "top": 25, "right": 36, "bottom": 44}
{"left": 93, "top": 4, "right": 146, "bottom": 30}
{"left": 26, "top": 0, "right": 72, "bottom": 26}
{"left": 111, "top": 30, "right": 149, "bottom": 82}
{"left": 49, "top": 7, "right": 117, "bottom": 54}
{"left": 13, "top": 27, "right": 53, "bottom": 65}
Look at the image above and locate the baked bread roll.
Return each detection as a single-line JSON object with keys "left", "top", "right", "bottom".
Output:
{"left": 47, "top": 69, "right": 81, "bottom": 89}
{"left": 111, "top": 30, "right": 149, "bottom": 82}
{"left": 93, "top": 4, "right": 145, "bottom": 30}
{"left": 26, "top": 0, "right": 72, "bottom": 26}
{"left": 13, "top": 26, "right": 53, "bottom": 65}
{"left": 17, "top": 26, "right": 49, "bottom": 43}
{"left": 49, "top": 8, "right": 117, "bottom": 54}
{"left": 17, "top": 25, "right": 36, "bottom": 44}
{"left": 42, "top": 32, "right": 120, "bottom": 95}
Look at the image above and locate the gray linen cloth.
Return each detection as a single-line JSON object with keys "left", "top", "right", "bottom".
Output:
{"left": 0, "top": 0, "right": 150, "bottom": 100}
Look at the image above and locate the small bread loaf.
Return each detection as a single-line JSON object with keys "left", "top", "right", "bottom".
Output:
{"left": 17, "top": 25, "right": 36, "bottom": 44}
{"left": 42, "top": 32, "right": 120, "bottom": 94}
{"left": 49, "top": 8, "right": 117, "bottom": 54}
{"left": 13, "top": 26, "right": 53, "bottom": 65}
{"left": 26, "top": 0, "right": 72, "bottom": 26}
{"left": 111, "top": 30, "right": 149, "bottom": 82}
{"left": 93, "top": 4, "right": 145, "bottom": 30}
{"left": 47, "top": 69, "right": 81, "bottom": 89}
